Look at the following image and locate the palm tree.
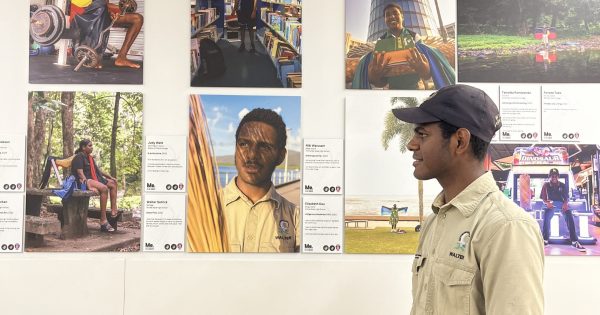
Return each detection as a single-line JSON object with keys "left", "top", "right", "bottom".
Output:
{"left": 381, "top": 97, "right": 424, "bottom": 231}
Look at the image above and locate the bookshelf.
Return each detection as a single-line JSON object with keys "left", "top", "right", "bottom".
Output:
{"left": 190, "top": 1, "right": 225, "bottom": 80}
{"left": 262, "top": 0, "right": 302, "bottom": 8}
{"left": 260, "top": 18, "right": 300, "bottom": 55}
{"left": 257, "top": 0, "right": 302, "bottom": 87}
{"left": 191, "top": 15, "right": 220, "bottom": 38}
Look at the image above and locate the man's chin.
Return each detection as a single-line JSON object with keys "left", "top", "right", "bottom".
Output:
{"left": 412, "top": 171, "right": 431, "bottom": 181}
{"left": 238, "top": 174, "right": 270, "bottom": 187}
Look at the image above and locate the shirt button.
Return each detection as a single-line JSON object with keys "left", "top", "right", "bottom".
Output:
{"left": 442, "top": 214, "right": 447, "bottom": 219}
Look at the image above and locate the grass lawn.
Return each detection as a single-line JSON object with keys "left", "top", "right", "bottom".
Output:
{"left": 458, "top": 35, "right": 540, "bottom": 51}
{"left": 345, "top": 227, "right": 419, "bottom": 254}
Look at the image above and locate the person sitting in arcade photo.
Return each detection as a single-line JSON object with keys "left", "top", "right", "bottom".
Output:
{"left": 541, "top": 167, "right": 586, "bottom": 252}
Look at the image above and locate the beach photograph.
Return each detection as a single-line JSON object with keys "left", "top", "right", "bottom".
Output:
{"left": 345, "top": 94, "right": 442, "bottom": 254}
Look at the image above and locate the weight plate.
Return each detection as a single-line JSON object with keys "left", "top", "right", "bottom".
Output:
{"left": 29, "top": 5, "right": 65, "bottom": 46}
{"left": 75, "top": 45, "right": 100, "bottom": 68}
{"left": 30, "top": 10, "right": 52, "bottom": 36}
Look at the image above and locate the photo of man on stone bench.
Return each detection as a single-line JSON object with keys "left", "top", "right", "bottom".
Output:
{"left": 25, "top": 91, "right": 143, "bottom": 252}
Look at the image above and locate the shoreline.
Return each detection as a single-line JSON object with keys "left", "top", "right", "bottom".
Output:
{"left": 458, "top": 35, "right": 600, "bottom": 57}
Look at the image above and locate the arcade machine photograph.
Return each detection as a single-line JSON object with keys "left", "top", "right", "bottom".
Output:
{"left": 29, "top": 0, "right": 144, "bottom": 84}
{"left": 190, "top": 0, "right": 302, "bottom": 88}
{"left": 488, "top": 144, "right": 600, "bottom": 255}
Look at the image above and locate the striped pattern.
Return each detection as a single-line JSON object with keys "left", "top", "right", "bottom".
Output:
{"left": 186, "top": 95, "right": 229, "bottom": 252}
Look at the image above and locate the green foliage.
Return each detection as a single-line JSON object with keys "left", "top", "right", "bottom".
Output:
{"left": 89, "top": 195, "right": 142, "bottom": 211}
{"left": 31, "top": 92, "right": 143, "bottom": 197}
{"left": 458, "top": 35, "right": 540, "bottom": 51}
{"left": 49, "top": 196, "right": 141, "bottom": 211}
{"left": 458, "top": 0, "right": 600, "bottom": 36}
{"left": 344, "top": 227, "right": 419, "bottom": 254}
{"left": 381, "top": 97, "right": 419, "bottom": 153}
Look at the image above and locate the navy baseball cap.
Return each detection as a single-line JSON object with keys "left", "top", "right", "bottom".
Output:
{"left": 392, "top": 84, "right": 502, "bottom": 142}
{"left": 549, "top": 168, "right": 559, "bottom": 176}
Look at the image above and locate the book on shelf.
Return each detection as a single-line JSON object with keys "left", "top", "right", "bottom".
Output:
{"left": 190, "top": 25, "right": 219, "bottom": 76}
{"left": 263, "top": 0, "right": 302, "bottom": 6}
{"left": 191, "top": 38, "right": 200, "bottom": 74}
{"left": 261, "top": 9, "right": 301, "bottom": 53}
{"left": 191, "top": 7, "right": 218, "bottom": 34}
{"left": 286, "top": 72, "right": 301, "bottom": 88}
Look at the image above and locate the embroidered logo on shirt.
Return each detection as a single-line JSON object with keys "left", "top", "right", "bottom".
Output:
{"left": 279, "top": 220, "right": 290, "bottom": 234}
{"left": 455, "top": 231, "right": 471, "bottom": 251}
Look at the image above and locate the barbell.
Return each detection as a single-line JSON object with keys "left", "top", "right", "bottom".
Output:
{"left": 29, "top": 1, "right": 138, "bottom": 46}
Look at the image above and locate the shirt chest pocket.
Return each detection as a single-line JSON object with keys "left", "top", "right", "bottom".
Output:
{"left": 431, "top": 259, "right": 476, "bottom": 315}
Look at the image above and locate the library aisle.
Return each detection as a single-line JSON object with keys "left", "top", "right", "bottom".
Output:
{"left": 191, "top": 37, "right": 283, "bottom": 87}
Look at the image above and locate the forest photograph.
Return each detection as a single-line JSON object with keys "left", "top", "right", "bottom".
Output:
{"left": 26, "top": 91, "right": 142, "bottom": 252}
{"left": 458, "top": 0, "right": 600, "bottom": 83}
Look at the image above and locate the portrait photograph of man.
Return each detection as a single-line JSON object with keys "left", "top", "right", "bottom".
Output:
{"left": 187, "top": 94, "right": 301, "bottom": 253}
{"left": 345, "top": 0, "right": 456, "bottom": 90}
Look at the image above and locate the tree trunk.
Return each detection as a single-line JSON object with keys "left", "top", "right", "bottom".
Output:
{"left": 44, "top": 116, "right": 55, "bottom": 165}
{"left": 26, "top": 93, "right": 36, "bottom": 188}
{"left": 31, "top": 92, "right": 48, "bottom": 188}
{"left": 110, "top": 92, "right": 121, "bottom": 177}
{"left": 60, "top": 92, "right": 75, "bottom": 177}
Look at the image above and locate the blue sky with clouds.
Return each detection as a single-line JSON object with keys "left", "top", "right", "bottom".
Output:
{"left": 199, "top": 95, "right": 301, "bottom": 157}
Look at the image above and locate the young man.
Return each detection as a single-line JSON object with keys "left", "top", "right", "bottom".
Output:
{"left": 540, "top": 168, "right": 586, "bottom": 251}
{"left": 368, "top": 3, "right": 430, "bottom": 89}
{"left": 393, "top": 85, "right": 544, "bottom": 314}
{"left": 70, "top": 0, "right": 143, "bottom": 68}
{"left": 71, "top": 139, "right": 119, "bottom": 232}
{"left": 233, "top": 0, "right": 258, "bottom": 53}
{"left": 222, "top": 108, "right": 299, "bottom": 252}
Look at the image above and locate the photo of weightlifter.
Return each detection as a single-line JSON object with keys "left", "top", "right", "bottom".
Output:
{"left": 29, "top": 0, "right": 144, "bottom": 84}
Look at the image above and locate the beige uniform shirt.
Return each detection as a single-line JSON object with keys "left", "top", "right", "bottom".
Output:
{"left": 223, "top": 178, "right": 300, "bottom": 253}
{"left": 411, "top": 172, "right": 544, "bottom": 315}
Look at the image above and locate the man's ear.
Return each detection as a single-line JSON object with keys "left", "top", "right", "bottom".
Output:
{"left": 276, "top": 148, "right": 287, "bottom": 166}
{"left": 454, "top": 128, "right": 472, "bottom": 155}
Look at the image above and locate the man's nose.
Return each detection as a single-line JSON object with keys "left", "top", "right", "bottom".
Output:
{"left": 407, "top": 136, "right": 418, "bottom": 151}
{"left": 245, "top": 144, "right": 258, "bottom": 159}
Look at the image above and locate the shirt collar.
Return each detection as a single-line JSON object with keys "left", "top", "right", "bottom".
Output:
{"left": 431, "top": 172, "right": 498, "bottom": 217}
{"left": 383, "top": 28, "right": 409, "bottom": 39}
{"left": 223, "top": 176, "right": 282, "bottom": 208}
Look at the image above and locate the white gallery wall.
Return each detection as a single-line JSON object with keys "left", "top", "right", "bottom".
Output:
{"left": 1, "top": 1, "right": 599, "bottom": 314}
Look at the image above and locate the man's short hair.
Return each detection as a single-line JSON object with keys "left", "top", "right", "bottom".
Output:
{"left": 384, "top": 3, "right": 403, "bottom": 13}
{"left": 235, "top": 108, "right": 287, "bottom": 149}
{"left": 438, "top": 121, "right": 489, "bottom": 161}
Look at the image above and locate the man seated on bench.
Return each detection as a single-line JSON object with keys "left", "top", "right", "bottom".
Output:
{"left": 71, "top": 139, "right": 118, "bottom": 232}
{"left": 70, "top": 0, "right": 143, "bottom": 68}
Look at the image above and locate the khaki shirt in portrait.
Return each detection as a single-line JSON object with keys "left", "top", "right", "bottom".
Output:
{"left": 223, "top": 178, "right": 300, "bottom": 253}
{"left": 411, "top": 172, "right": 544, "bottom": 315}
